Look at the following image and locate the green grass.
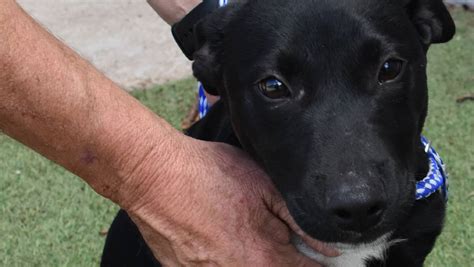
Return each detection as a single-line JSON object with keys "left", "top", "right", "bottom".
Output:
{"left": 0, "top": 9, "right": 472, "bottom": 267}
{"left": 423, "top": 10, "right": 474, "bottom": 267}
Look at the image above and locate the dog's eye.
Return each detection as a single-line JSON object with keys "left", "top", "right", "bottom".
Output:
{"left": 258, "top": 78, "right": 290, "bottom": 99}
{"left": 378, "top": 59, "right": 404, "bottom": 83}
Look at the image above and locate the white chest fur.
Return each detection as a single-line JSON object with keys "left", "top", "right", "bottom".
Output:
{"left": 292, "top": 234, "right": 392, "bottom": 267}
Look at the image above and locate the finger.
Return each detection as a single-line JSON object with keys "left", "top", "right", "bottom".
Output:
{"left": 279, "top": 244, "right": 324, "bottom": 267}
{"left": 273, "top": 200, "right": 340, "bottom": 258}
{"left": 253, "top": 160, "right": 340, "bottom": 258}
{"left": 258, "top": 211, "right": 292, "bottom": 245}
{"left": 298, "top": 234, "right": 340, "bottom": 258}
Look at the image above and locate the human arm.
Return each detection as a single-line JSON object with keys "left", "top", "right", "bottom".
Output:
{"left": 0, "top": 0, "right": 335, "bottom": 265}
{"left": 147, "top": 0, "right": 202, "bottom": 25}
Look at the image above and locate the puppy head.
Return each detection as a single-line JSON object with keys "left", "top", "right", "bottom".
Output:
{"left": 193, "top": 0, "right": 454, "bottom": 243}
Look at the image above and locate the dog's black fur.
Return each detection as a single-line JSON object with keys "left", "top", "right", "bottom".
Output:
{"left": 101, "top": 0, "right": 455, "bottom": 266}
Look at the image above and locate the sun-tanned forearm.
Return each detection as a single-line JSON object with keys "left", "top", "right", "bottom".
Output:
{"left": 0, "top": 1, "right": 334, "bottom": 264}
{"left": 0, "top": 0, "right": 181, "bottom": 207}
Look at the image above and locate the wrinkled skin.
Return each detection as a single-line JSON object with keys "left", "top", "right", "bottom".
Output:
{"left": 102, "top": 0, "right": 455, "bottom": 266}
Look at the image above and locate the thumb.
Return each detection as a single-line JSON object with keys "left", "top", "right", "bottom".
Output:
{"left": 252, "top": 166, "right": 340, "bottom": 258}
{"left": 270, "top": 196, "right": 341, "bottom": 258}
{"left": 277, "top": 244, "right": 325, "bottom": 267}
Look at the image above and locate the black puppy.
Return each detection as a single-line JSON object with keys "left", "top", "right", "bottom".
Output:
{"left": 102, "top": 0, "right": 455, "bottom": 266}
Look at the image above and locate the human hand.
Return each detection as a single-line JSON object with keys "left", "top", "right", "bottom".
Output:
{"left": 147, "top": 0, "right": 202, "bottom": 25}
{"left": 120, "top": 135, "right": 337, "bottom": 266}
{"left": 0, "top": 1, "right": 335, "bottom": 265}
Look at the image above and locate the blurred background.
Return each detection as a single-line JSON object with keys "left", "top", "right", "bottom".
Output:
{"left": 1, "top": 1, "right": 473, "bottom": 266}
{"left": 17, "top": 0, "right": 192, "bottom": 90}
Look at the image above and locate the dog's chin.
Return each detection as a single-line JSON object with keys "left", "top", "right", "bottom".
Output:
{"left": 288, "top": 205, "right": 399, "bottom": 267}
{"left": 301, "top": 223, "right": 389, "bottom": 244}
{"left": 292, "top": 232, "right": 394, "bottom": 267}
{"left": 286, "top": 203, "right": 390, "bottom": 244}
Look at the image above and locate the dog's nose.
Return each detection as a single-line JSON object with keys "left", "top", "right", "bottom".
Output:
{"left": 328, "top": 191, "right": 386, "bottom": 233}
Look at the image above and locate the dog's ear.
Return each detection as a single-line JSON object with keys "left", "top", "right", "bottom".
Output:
{"left": 403, "top": 0, "right": 456, "bottom": 45}
{"left": 192, "top": 5, "right": 240, "bottom": 96}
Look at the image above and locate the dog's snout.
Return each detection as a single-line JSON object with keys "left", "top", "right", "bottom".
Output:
{"left": 327, "top": 188, "right": 386, "bottom": 233}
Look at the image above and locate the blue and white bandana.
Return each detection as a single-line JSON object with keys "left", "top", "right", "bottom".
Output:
{"left": 198, "top": 83, "right": 210, "bottom": 119}
{"left": 417, "top": 136, "right": 449, "bottom": 201}
{"left": 218, "top": 0, "right": 229, "bottom": 7}
{"left": 196, "top": 0, "right": 228, "bottom": 119}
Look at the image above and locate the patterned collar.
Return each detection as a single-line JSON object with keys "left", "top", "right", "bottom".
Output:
{"left": 418, "top": 136, "right": 449, "bottom": 202}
